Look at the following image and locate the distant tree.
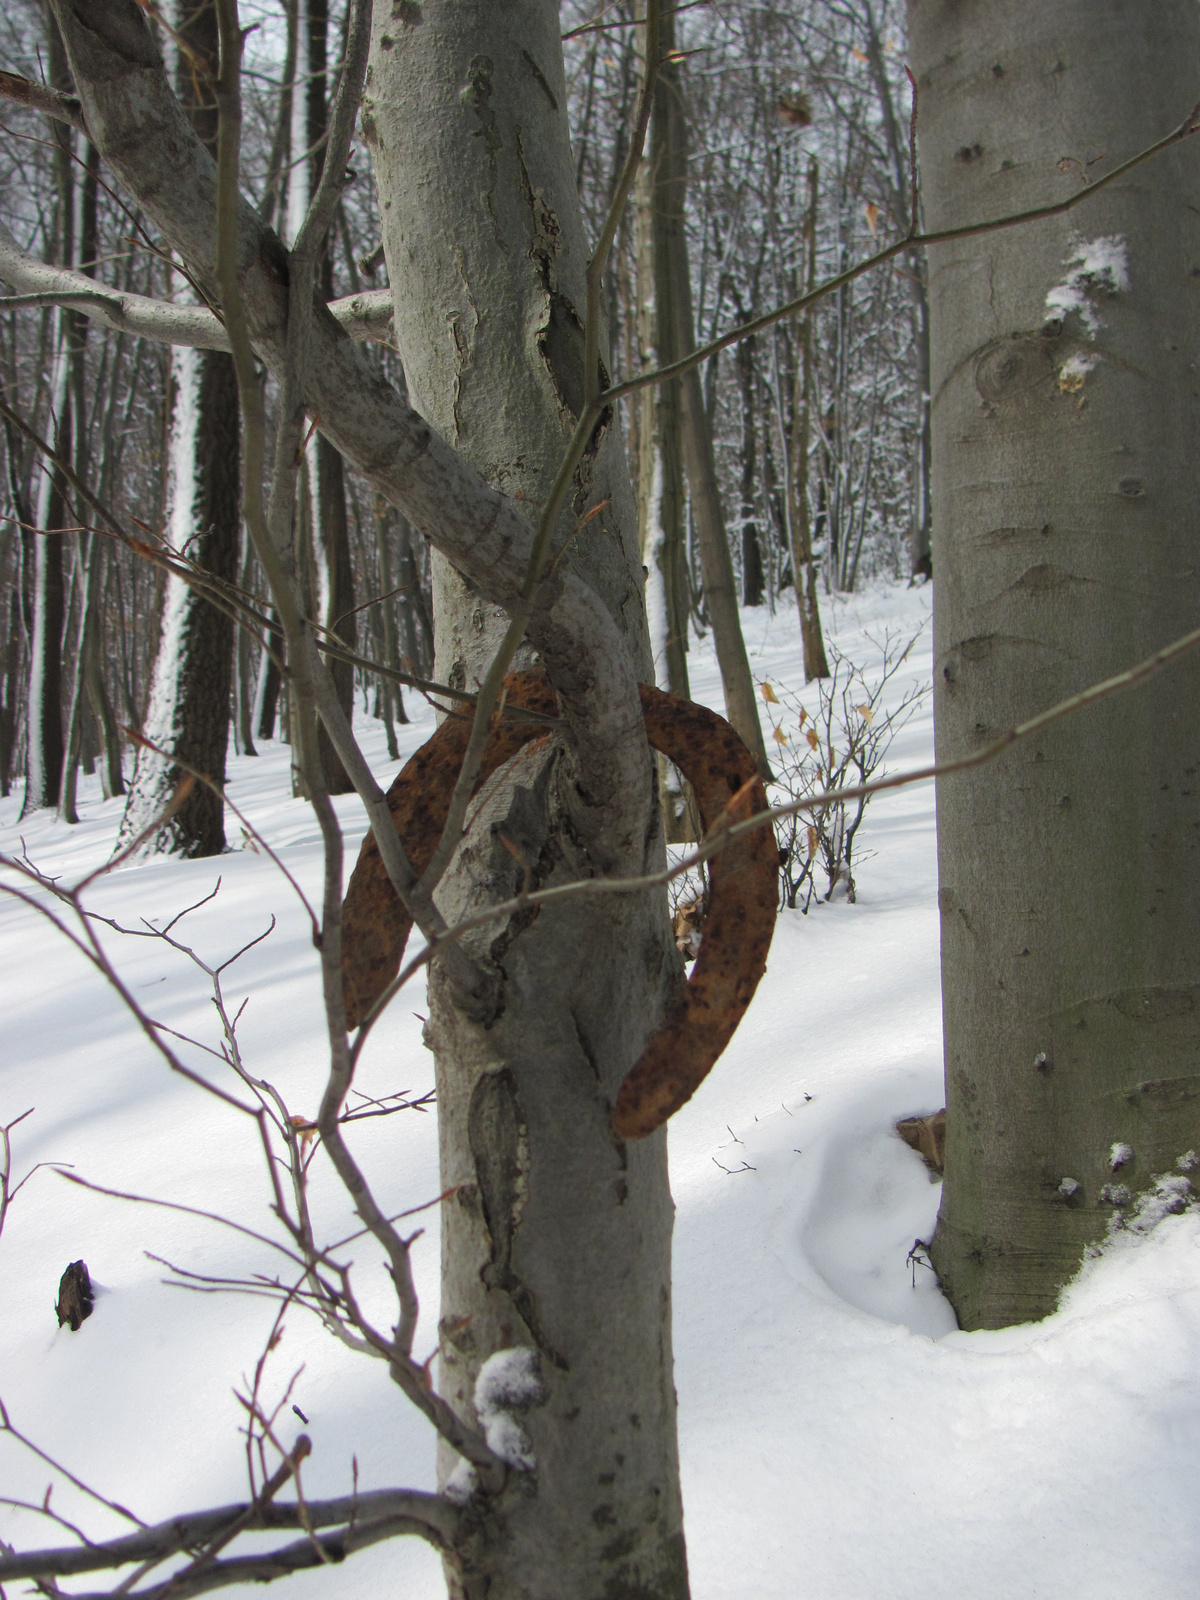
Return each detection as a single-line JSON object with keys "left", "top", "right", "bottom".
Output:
{"left": 116, "top": 0, "right": 238, "bottom": 857}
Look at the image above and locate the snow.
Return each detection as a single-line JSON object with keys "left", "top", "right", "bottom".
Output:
{"left": 4, "top": 578, "right": 1200, "bottom": 1599}
{"left": 472, "top": 1348, "right": 545, "bottom": 1471}
{"left": 1045, "top": 234, "right": 1130, "bottom": 334}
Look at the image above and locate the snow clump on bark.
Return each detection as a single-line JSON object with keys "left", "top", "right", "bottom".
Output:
{"left": 474, "top": 1347, "right": 546, "bottom": 1471}
{"left": 1044, "top": 235, "right": 1130, "bottom": 334}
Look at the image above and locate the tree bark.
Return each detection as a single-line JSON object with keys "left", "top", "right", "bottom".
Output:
{"left": 653, "top": 20, "right": 770, "bottom": 779}
{"left": 301, "top": 0, "right": 357, "bottom": 794}
{"left": 235, "top": 537, "right": 258, "bottom": 756}
{"left": 115, "top": 0, "right": 238, "bottom": 857}
{"left": 911, "top": 0, "right": 1200, "bottom": 1328}
{"left": 635, "top": 23, "right": 696, "bottom": 843}
{"left": 635, "top": 24, "right": 689, "bottom": 702}
{"left": 23, "top": 16, "right": 73, "bottom": 814}
{"left": 786, "top": 157, "right": 830, "bottom": 682}
{"left": 860, "top": 0, "right": 932, "bottom": 581}
{"left": 735, "top": 332, "right": 763, "bottom": 608}
{"left": 365, "top": 5, "right": 688, "bottom": 1594}
{"left": 59, "top": 135, "right": 100, "bottom": 825}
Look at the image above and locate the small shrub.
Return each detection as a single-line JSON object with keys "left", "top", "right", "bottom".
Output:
{"left": 760, "top": 629, "right": 928, "bottom": 910}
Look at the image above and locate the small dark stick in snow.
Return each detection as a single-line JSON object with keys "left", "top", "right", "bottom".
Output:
{"left": 292, "top": 1404, "right": 309, "bottom": 1424}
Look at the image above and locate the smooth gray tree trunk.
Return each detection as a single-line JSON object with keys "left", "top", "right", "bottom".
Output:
{"left": 301, "top": 0, "right": 357, "bottom": 795}
{"left": 635, "top": 19, "right": 690, "bottom": 704}
{"left": 652, "top": 18, "right": 770, "bottom": 780}
{"left": 365, "top": 6, "right": 689, "bottom": 1595}
{"left": 911, "top": 0, "right": 1200, "bottom": 1329}
{"left": 787, "top": 156, "right": 830, "bottom": 683}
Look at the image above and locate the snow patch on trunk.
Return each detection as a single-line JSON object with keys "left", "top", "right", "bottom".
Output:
{"left": 1045, "top": 234, "right": 1129, "bottom": 334}
{"left": 474, "top": 1346, "right": 545, "bottom": 1470}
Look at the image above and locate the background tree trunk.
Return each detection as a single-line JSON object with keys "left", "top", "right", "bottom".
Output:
{"left": 912, "top": 0, "right": 1200, "bottom": 1329}
{"left": 636, "top": 21, "right": 689, "bottom": 703}
{"left": 365, "top": 5, "right": 688, "bottom": 1594}
{"left": 787, "top": 156, "right": 830, "bottom": 682}
{"left": 300, "top": 0, "right": 357, "bottom": 794}
{"left": 115, "top": 0, "right": 238, "bottom": 857}
{"left": 635, "top": 19, "right": 696, "bottom": 843}
{"left": 23, "top": 16, "right": 74, "bottom": 814}
{"left": 653, "top": 16, "right": 770, "bottom": 779}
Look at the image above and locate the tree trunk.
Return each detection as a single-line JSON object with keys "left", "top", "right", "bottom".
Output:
{"left": 235, "top": 536, "right": 258, "bottom": 756}
{"left": 116, "top": 336, "right": 238, "bottom": 856}
{"left": 115, "top": 0, "right": 238, "bottom": 857}
{"left": 786, "top": 162, "right": 830, "bottom": 681}
{"left": 653, "top": 18, "right": 770, "bottom": 779}
{"left": 860, "top": 0, "right": 932, "bottom": 581}
{"left": 24, "top": 17, "right": 73, "bottom": 814}
{"left": 910, "top": 275, "right": 932, "bottom": 581}
{"left": 310, "top": 432, "right": 356, "bottom": 791}
{"left": 911, "top": 0, "right": 1200, "bottom": 1328}
{"left": 635, "top": 25, "right": 689, "bottom": 702}
{"left": 735, "top": 332, "right": 764, "bottom": 608}
{"left": 254, "top": 607, "right": 284, "bottom": 741}
{"left": 372, "top": 498, "right": 408, "bottom": 737}
{"left": 0, "top": 586, "right": 20, "bottom": 796}
{"left": 25, "top": 330, "right": 68, "bottom": 812}
{"left": 635, "top": 24, "right": 695, "bottom": 843}
{"left": 297, "top": 0, "right": 357, "bottom": 792}
{"left": 365, "top": 5, "right": 688, "bottom": 1593}
{"left": 60, "top": 138, "right": 101, "bottom": 825}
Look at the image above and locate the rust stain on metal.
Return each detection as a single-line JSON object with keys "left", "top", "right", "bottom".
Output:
{"left": 340, "top": 672, "right": 777, "bottom": 1138}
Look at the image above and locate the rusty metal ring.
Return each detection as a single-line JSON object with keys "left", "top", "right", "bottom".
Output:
{"left": 340, "top": 670, "right": 777, "bottom": 1138}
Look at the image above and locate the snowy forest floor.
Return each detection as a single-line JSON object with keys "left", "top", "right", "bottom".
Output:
{"left": 3, "top": 578, "right": 1199, "bottom": 1600}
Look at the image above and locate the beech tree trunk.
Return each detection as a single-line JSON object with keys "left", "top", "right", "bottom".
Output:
{"left": 23, "top": 18, "right": 74, "bottom": 814}
{"left": 25, "top": 329, "right": 68, "bottom": 812}
{"left": 786, "top": 156, "right": 830, "bottom": 683}
{"left": 365, "top": 5, "right": 688, "bottom": 1594}
{"left": 635, "top": 21, "right": 696, "bottom": 843}
{"left": 735, "top": 331, "right": 764, "bottom": 608}
{"left": 912, "top": 0, "right": 1200, "bottom": 1328}
{"left": 635, "top": 21, "right": 689, "bottom": 702}
{"left": 299, "top": 0, "right": 356, "bottom": 795}
{"left": 116, "top": 0, "right": 238, "bottom": 858}
{"left": 652, "top": 18, "right": 769, "bottom": 779}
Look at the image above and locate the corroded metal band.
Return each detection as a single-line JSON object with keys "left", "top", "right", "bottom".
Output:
{"left": 340, "top": 671, "right": 777, "bottom": 1138}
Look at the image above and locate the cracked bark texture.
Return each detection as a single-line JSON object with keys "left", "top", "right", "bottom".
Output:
{"left": 364, "top": 6, "right": 688, "bottom": 1595}
{"left": 911, "top": 0, "right": 1200, "bottom": 1328}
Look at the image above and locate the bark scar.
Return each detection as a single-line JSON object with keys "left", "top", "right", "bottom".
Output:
{"left": 340, "top": 671, "right": 778, "bottom": 1137}
{"left": 468, "top": 1066, "right": 568, "bottom": 1370}
{"left": 459, "top": 54, "right": 505, "bottom": 249}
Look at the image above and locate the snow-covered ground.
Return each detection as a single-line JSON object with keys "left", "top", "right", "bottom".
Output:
{"left": 3, "top": 580, "right": 1199, "bottom": 1599}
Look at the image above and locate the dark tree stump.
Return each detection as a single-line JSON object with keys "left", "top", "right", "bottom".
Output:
{"left": 55, "top": 1260, "right": 94, "bottom": 1330}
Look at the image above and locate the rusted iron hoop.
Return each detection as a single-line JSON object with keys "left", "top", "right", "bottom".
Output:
{"left": 340, "top": 671, "right": 778, "bottom": 1138}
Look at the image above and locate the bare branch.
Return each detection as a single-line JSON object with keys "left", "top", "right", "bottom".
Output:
{"left": 0, "top": 1487, "right": 459, "bottom": 1582}
{"left": 290, "top": 0, "right": 371, "bottom": 262}
{"left": 0, "top": 69, "right": 86, "bottom": 133}
{"left": 0, "top": 222, "right": 393, "bottom": 346}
